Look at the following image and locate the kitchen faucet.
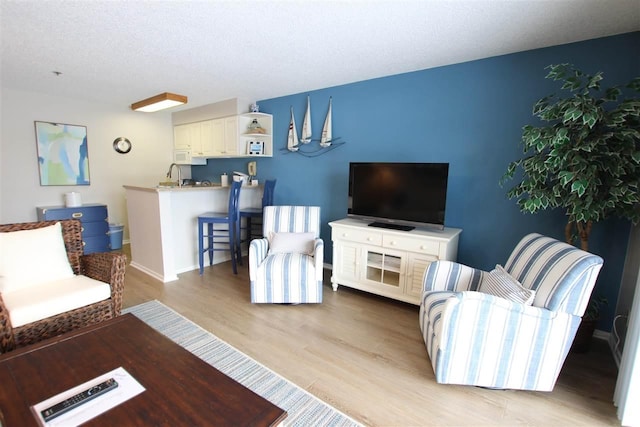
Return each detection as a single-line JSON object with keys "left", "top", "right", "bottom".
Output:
{"left": 167, "top": 163, "right": 182, "bottom": 187}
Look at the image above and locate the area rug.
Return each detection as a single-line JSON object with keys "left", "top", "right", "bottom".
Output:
{"left": 124, "top": 300, "right": 362, "bottom": 427}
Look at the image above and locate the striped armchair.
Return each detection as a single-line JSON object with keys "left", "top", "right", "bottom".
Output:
{"left": 249, "top": 206, "right": 323, "bottom": 303}
{"left": 419, "top": 233, "right": 604, "bottom": 391}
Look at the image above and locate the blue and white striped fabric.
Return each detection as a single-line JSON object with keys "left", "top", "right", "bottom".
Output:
{"left": 250, "top": 206, "right": 323, "bottom": 303}
{"left": 504, "top": 233, "right": 604, "bottom": 315}
{"left": 419, "top": 233, "right": 603, "bottom": 391}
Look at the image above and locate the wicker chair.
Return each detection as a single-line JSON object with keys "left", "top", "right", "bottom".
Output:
{"left": 0, "top": 219, "right": 127, "bottom": 352}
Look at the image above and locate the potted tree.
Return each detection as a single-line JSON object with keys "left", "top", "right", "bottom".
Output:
{"left": 501, "top": 64, "right": 640, "bottom": 251}
{"left": 501, "top": 64, "right": 640, "bottom": 351}
{"left": 572, "top": 296, "right": 607, "bottom": 353}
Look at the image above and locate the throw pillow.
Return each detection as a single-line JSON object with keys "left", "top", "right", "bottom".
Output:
{"left": 0, "top": 222, "right": 75, "bottom": 293}
{"left": 268, "top": 232, "right": 315, "bottom": 255}
{"left": 479, "top": 264, "right": 535, "bottom": 305}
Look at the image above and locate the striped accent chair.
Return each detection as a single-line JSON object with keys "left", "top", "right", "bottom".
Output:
{"left": 419, "top": 233, "right": 604, "bottom": 391}
{"left": 249, "top": 206, "right": 323, "bottom": 303}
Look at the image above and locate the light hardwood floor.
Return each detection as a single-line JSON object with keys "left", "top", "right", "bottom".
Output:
{"left": 121, "top": 249, "right": 620, "bottom": 426}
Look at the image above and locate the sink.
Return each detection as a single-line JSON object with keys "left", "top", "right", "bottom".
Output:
{"left": 157, "top": 181, "right": 215, "bottom": 189}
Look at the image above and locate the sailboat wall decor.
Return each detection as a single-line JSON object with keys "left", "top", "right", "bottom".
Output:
{"left": 300, "top": 96, "right": 312, "bottom": 144}
{"left": 287, "top": 107, "right": 299, "bottom": 152}
{"left": 320, "top": 97, "right": 332, "bottom": 147}
{"left": 281, "top": 96, "right": 346, "bottom": 157}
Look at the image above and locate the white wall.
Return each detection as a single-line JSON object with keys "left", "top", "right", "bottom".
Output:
{"left": 1, "top": 88, "right": 175, "bottom": 240}
{"left": 614, "top": 223, "right": 640, "bottom": 361}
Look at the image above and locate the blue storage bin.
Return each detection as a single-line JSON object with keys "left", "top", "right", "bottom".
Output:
{"left": 108, "top": 223, "right": 124, "bottom": 250}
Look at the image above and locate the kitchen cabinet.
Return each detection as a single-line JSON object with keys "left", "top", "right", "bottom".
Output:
{"left": 329, "top": 218, "right": 461, "bottom": 305}
{"left": 173, "top": 123, "right": 194, "bottom": 150}
{"left": 210, "top": 116, "right": 239, "bottom": 156}
{"left": 173, "top": 122, "right": 207, "bottom": 165}
{"left": 172, "top": 112, "right": 273, "bottom": 160}
{"left": 238, "top": 113, "right": 272, "bottom": 157}
{"left": 36, "top": 204, "right": 111, "bottom": 253}
{"left": 174, "top": 120, "right": 216, "bottom": 157}
{"left": 198, "top": 120, "right": 216, "bottom": 155}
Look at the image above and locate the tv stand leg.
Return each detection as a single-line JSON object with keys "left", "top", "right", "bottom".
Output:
{"left": 331, "top": 276, "right": 339, "bottom": 291}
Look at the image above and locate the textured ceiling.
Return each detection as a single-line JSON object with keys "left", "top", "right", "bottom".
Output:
{"left": 1, "top": 0, "right": 639, "bottom": 111}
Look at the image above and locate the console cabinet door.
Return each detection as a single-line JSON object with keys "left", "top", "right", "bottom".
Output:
{"left": 361, "top": 247, "right": 407, "bottom": 297}
{"left": 333, "top": 241, "right": 360, "bottom": 283}
{"left": 405, "top": 253, "right": 438, "bottom": 299}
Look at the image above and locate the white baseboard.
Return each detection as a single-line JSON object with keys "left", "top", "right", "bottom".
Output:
{"left": 129, "top": 261, "right": 178, "bottom": 283}
{"left": 594, "top": 329, "right": 610, "bottom": 341}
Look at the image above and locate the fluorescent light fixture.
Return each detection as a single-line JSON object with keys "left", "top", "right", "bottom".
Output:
{"left": 131, "top": 92, "right": 188, "bottom": 112}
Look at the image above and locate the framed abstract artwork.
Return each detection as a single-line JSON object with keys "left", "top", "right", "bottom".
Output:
{"left": 34, "top": 121, "right": 90, "bottom": 186}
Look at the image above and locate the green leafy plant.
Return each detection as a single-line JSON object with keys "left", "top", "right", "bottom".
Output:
{"left": 501, "top": 64, "right": 640, "bottom": 250}
{"left": 584, "top": 295, "right": 608, "bottom": 321}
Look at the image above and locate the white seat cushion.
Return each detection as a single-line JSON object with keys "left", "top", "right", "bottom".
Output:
{"left": 2, "top": 275, "right": 111, "bottom": 328}
{"left": 0, "top": 222, "right": 74, "bottom": 293}
{"left": 253, "top": 252, "right": 320, "bottom": 302}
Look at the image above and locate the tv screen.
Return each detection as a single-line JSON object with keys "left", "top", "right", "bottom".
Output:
{"left": 348, "top": 162, "right": 449, "bottom": 231}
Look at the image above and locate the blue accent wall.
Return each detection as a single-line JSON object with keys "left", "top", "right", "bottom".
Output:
{"left": 194, "top": 32, "right": 640, "bottom": 331}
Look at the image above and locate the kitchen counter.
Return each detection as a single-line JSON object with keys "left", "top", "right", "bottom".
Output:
{"left": 124, "top": 184, "right": 262, "bottom": 282}
{"left": 125, "top": 184, "right": 242, "bottom": 192}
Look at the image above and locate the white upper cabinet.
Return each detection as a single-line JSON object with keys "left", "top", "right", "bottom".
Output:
{"left": 237, "top": 113, "right": 272, "bottom": 157}
{"left": 173, "top": 112, "right": 273, "bottom": 160}
{"left": 210, "top": 116, "right": 239, "bottom": 157}
{"left": 173, "top": 123, "right": 206, "bottom": 165}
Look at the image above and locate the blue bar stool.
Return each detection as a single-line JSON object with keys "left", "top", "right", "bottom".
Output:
{"left": 240, "top": 179, "right": 276, "bottom": 244}
{"left": 198, "top": 180, "right": 242, "bottom": 275}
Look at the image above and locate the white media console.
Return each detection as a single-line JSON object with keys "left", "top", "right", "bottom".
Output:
{"left": 328, "top": 218, "right": 462, "bottom": 305}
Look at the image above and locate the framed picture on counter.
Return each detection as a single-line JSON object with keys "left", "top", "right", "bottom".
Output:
{"left": 34, "top": 121, "right": 90, "bottom": 186}
{"left": 247, "top": 141, "right": 264, "bottom": 156}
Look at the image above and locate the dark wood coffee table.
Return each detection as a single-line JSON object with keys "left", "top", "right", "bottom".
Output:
{"left": 0, "top": 313, "right": 287, "bottom": 426}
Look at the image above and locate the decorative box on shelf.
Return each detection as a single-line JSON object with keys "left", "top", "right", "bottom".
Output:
{"left": 36, "top": 203, "right": 110, "bottom": 253}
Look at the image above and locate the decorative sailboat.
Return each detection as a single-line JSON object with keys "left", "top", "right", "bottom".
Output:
{"left": 300, "top": 96, "right": 312, "bottom": 144}
{"left": 282, "top": 96, "right": 345, "bottom": 156}
{"left": 287, "top": 107, "right": 299, "bottom": 152}
{"left": 320, "top": 97, "right": 333, "bottom": 147}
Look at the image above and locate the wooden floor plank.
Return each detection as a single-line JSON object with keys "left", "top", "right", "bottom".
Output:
{"left": 121, "top": 249, "right": 620, "bottom": 426}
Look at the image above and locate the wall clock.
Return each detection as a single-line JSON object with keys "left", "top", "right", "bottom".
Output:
{"left": 113, "top": 137, "right": 132, "bottom": 154}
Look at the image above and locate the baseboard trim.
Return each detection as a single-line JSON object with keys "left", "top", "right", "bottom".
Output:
{"left": 129, "top": 262, "right": 178, "bottom": 283}
{"left": 593, "top": 329, "right": 610, "bottom": 341}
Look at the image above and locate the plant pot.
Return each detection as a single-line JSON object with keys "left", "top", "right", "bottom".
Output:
{"left": 571, "top": 318, "right": 597, "bottom": 353}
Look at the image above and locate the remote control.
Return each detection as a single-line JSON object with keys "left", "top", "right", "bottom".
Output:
{"left": 41, "top": 378, "right": 119, "bottom": 422}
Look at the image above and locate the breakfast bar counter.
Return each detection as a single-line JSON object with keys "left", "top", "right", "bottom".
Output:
{"left": 124, "top": 184, "right": 261, "bottom": 282}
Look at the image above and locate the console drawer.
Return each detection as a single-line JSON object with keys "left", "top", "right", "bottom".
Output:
{"left": 383, "top": 234, "right": 440, "bottom": 255}
{"left": 331, "top": 227, "right": 382, "bottom": 246}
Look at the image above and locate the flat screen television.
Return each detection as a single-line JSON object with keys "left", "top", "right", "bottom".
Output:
{"left": 348, "top": 162, "right": 449, "bottom": 231}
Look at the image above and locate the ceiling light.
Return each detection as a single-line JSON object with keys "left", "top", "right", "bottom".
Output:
{"left": 131, "top": 92, "right": 187, "bottom": 112}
